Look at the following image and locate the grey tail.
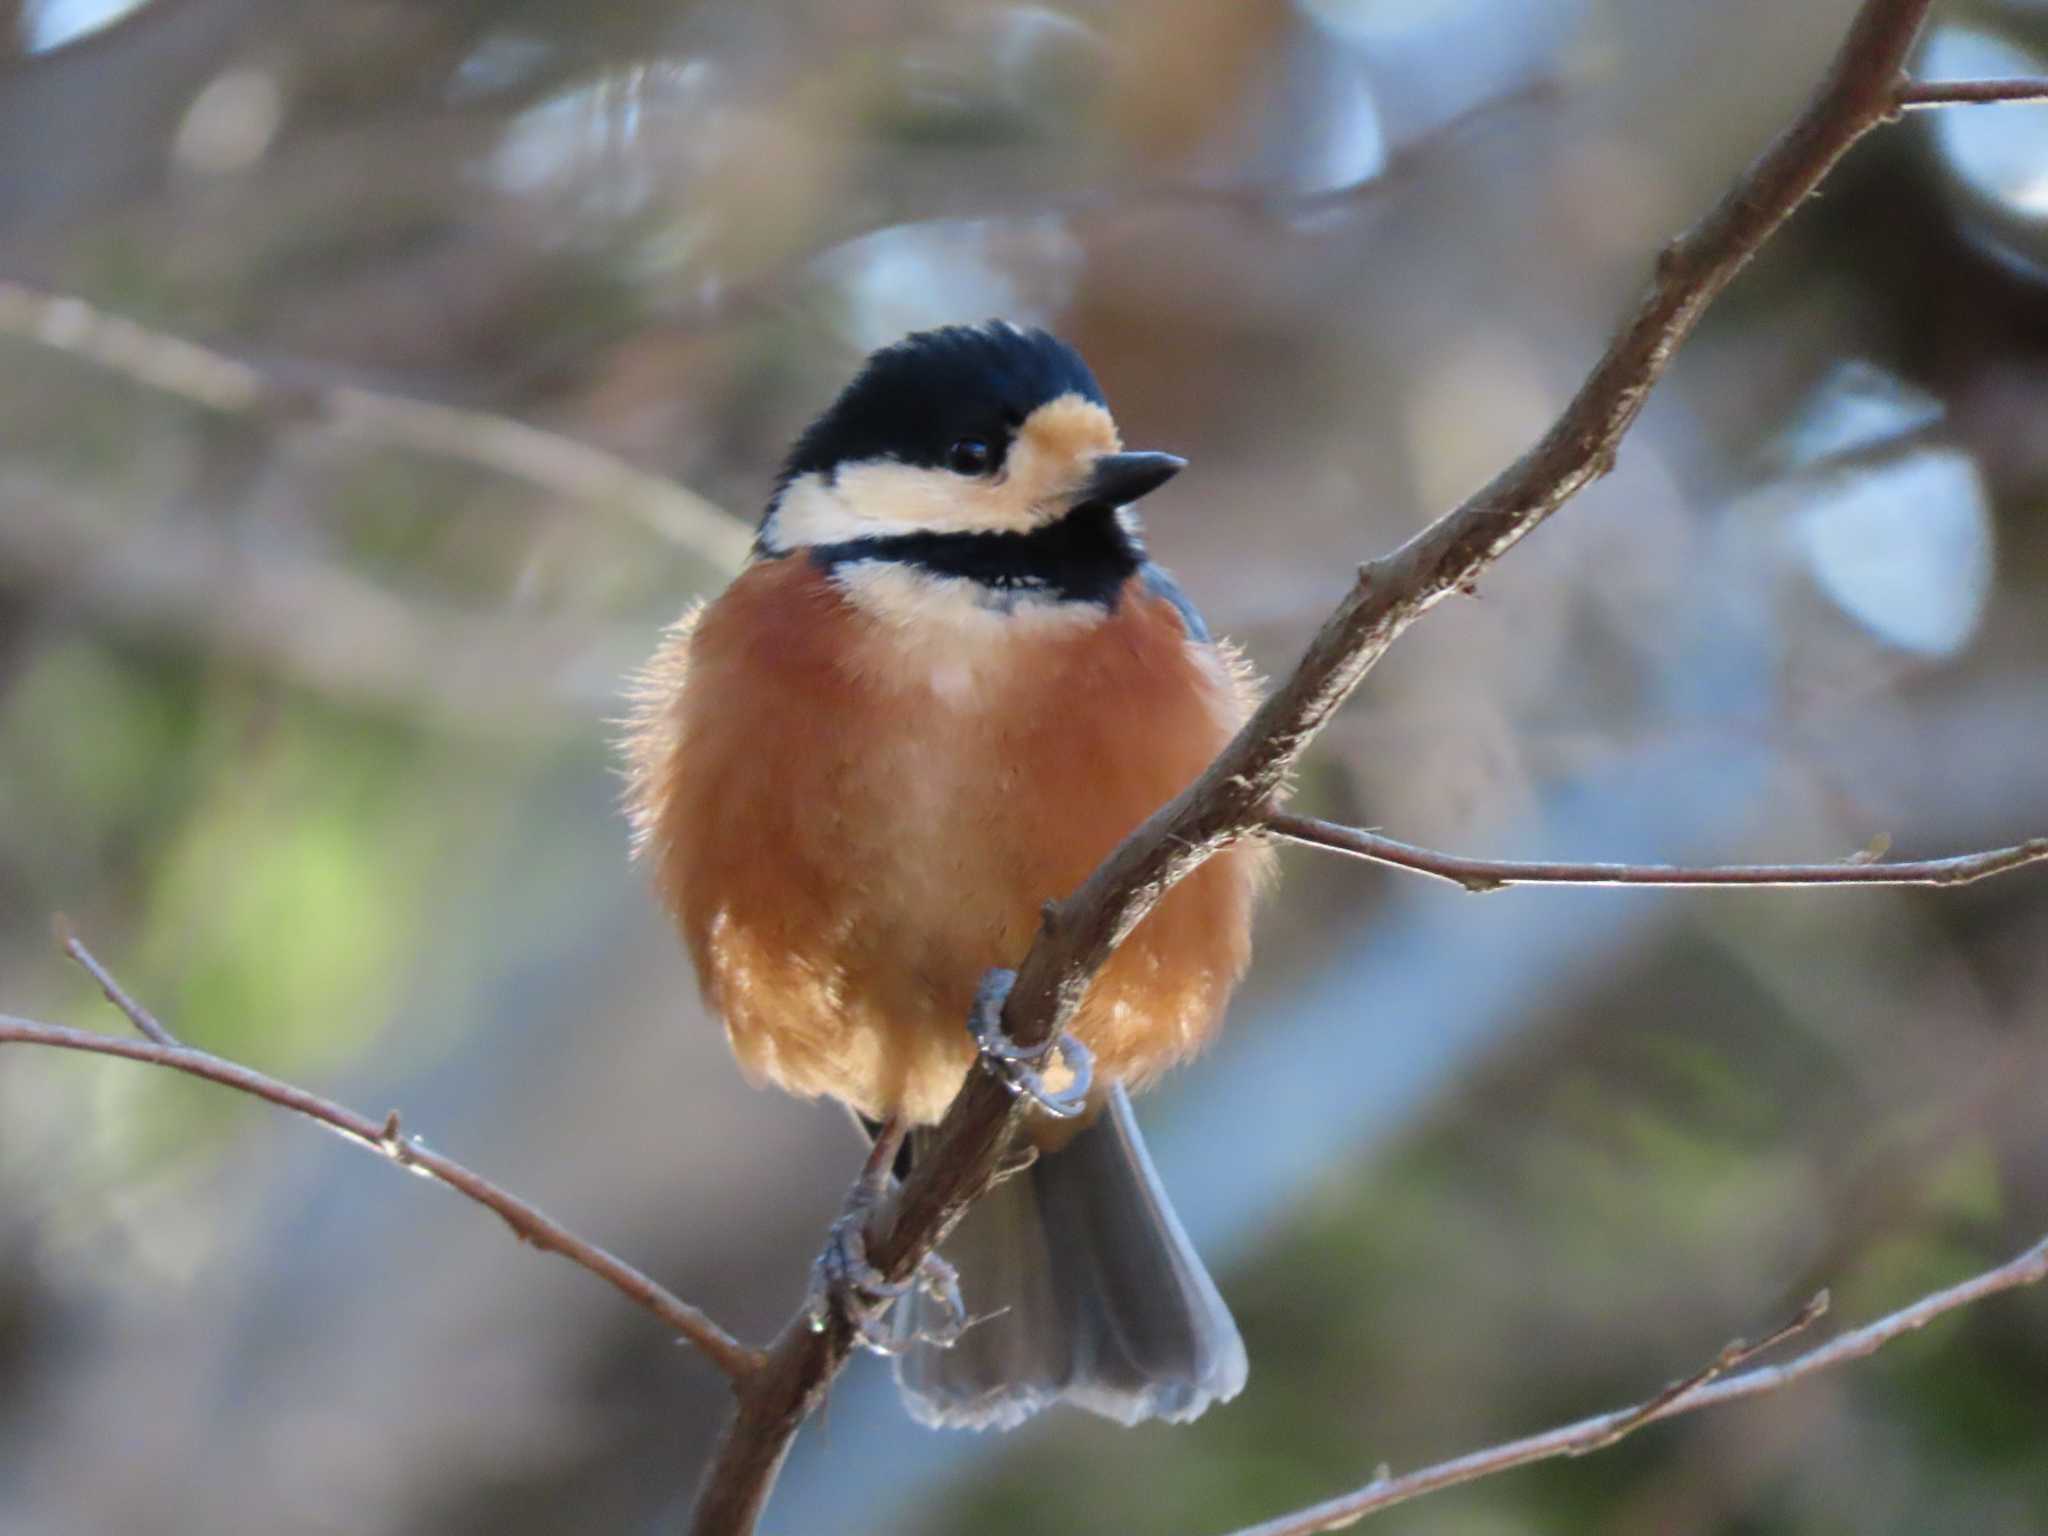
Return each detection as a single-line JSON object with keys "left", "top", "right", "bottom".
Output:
{"left": 892, "top": 1085, "right": 1246, "bottom": 1432}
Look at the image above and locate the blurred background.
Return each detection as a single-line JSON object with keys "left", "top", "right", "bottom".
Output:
{"left": 2, "top": 0, "right": 2046, "bottom": 1532}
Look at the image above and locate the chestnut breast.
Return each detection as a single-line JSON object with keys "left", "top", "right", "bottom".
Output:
{"left": 628, "top": 554, "right": 1265, "bottom": 1125}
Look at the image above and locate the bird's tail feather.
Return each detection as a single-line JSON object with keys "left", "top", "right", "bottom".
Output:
{"left": 892, "top": 1085, "right": 1245, "bottom": 1431}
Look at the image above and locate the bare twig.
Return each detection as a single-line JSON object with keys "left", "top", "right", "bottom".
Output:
{"left": 0, "top": 279, "right": 753, "bottom": 571}
{"left": 1221, "top": 1239, "right": 2048, "bottom": 1536}
{"left": 0, "top": 1011, "right": 761, "bottom": 1384}
{"left": 1899, "top": 77, "right": 2048, "bottom": 108}
{"left": 1565, "top": 1289, "right": 1830, "bottom": 1455}
{"left": 55, "top": 917, "right": 179, "bottom": 1046}
{"left": 685, "top": 8, "right": 2024, "bottom": 1529}
{"left": 1264, "top": 813, "right": 2048, "bottom": 895}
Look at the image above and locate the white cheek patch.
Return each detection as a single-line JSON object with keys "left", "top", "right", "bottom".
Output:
{"left": 759, "top": 393, "right": 1121, "bottom": 549}
{"left": 763, "top": 460, "right": 1042, "bottom": 548}
{"left": 759, "top": 472, "right": 887, "bottom": 551}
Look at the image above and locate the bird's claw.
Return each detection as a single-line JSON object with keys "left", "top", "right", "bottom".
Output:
{"left": 967, "top": 968, "right": 1094, "bottom": 1119}
{"left": 901, "top": 1250, "right": 968, "bottom": 1350}
{"left": 807, "top": 1203, "right": 971, "bottom": 1354}
{"left": 807, "top": 1207, "right": 906, "bottom": 1352}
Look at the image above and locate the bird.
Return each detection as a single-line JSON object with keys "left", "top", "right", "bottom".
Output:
{"left": 624, "top": 320, "right": 1270, "bottom": 1431}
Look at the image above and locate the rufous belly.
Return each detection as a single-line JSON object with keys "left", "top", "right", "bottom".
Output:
{"left": 626, "top": 555, "right": 1267, "bottom": 1126}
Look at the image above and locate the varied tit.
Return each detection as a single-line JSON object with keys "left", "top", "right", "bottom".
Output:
{"left": 625, "top": 321, "right": 1270, "bottom": 1430}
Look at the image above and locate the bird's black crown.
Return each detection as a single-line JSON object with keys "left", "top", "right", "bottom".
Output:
{"left": 777, "top": 322, "right": 1107, "bottom": 493}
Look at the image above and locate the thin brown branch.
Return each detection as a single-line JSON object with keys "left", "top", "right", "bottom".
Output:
{"left": 985, "top": 0, "right": 1947, "bottom": 1054}
{"left": 0, "top": 278, "right": 753, "bottom": 571}
{"left": 1899, "top": 77, "right": 2048, "bottom": 108}
{"left": 1264, "top": 813, "right": 2048, "bottom": 895}
{"left": 0, "top": 1012, "right": 762, "bottom": 1384}
{"left": 1565, "top": 1289, "right": 1830, "bottom": 1456}
{"left": 689, "top": 2, "right": 1996, "bottom": 1528}
{"left": 1220, "top": 1238, "right": 2048, "bottom": 1536}
{"left": 55, "top": 917, "right": 179, "bottom": 1046}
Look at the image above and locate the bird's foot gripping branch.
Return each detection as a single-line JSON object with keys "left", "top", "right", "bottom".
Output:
{"left": 968, "top": 965, "right": 1096, "bottom": 1120}
{"left": 805, "top": 1117, "right": 967, "bottom": 1355}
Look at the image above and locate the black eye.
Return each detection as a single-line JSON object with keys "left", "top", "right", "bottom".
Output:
{"left": 947, "top": 437, "right": 994, "bottom": 476}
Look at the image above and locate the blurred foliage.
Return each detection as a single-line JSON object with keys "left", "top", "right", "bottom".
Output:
{"left": 2, "top": 1, "right": 2046, "bottom": 1534}
{"left": 941, "top": 927, "right": 2048, "bottom": 1536}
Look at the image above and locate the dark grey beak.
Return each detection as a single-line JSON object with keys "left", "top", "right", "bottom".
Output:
{"left": 1076, "top": 451, "right": 1186, "bottom": 509}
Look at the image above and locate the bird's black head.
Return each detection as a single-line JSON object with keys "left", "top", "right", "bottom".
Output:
{"left": 758, "top": 323, "right": 1186, "bottom": 614}
{"left": 765, "top": 327, "right": 1187, "bottom": 561}
{"left": 780, "top": 322, "right": 1106, "bottom": 488}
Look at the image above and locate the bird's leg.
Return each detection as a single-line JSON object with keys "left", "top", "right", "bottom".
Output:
{"left": 967, "top": 967, "right": 1094, "bottom": 1120}
{"left": 806, "top": 1115, "right": 968, "bottom": 1352}
{"left": 808, "top": 1116, "right": 909, "bottom": 1348}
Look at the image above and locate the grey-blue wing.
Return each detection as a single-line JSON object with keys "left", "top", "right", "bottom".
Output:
{"left": 1138, "top": 561, "right": 1211, "bottom": 643}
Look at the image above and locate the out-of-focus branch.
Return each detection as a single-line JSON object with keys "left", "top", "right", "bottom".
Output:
{"left": 687, "top": 6, "right": 2034, "bottom": 1531}
{"left": 0, "top": 474, "right": 651, "bottom": 731}
{"left": 1, "top": 936, "right": 760, "bottom": 1385}
{"left": 1265, "top": 812, "right": 2048, "bottom": 894}
{"left": 1899, "top": 77, "right": 2048, "bottom": 108}
{"left": 0, "top": 278, "right": 753, "bottom": 571}
{"left": 1220, "top": 1237, "right": 2048, "bottom": 1536}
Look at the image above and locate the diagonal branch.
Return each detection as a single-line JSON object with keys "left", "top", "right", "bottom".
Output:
{"left": 686, "top": 7, "right": 2045, "bottom": 1531}
{"left": 975, "top": 1, "right": 1955, "bottom": 1059}
{"left": 0, "top": 1005, "right": 761, "bottom": 1384}
{"left": 1219, "top": 1236, "right": 2048, "bottom": 1536}
{"left": 1264, "top": 813, "right": 2048, "bottom": 895}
